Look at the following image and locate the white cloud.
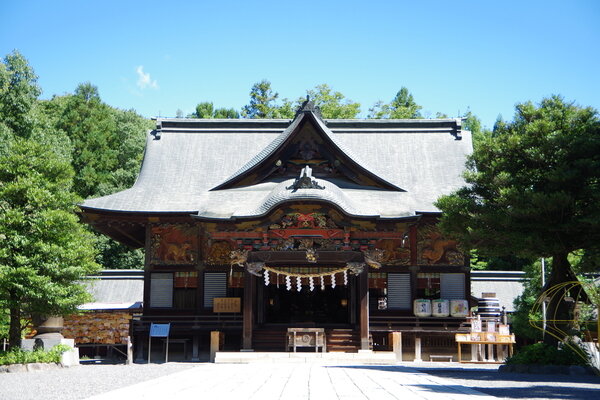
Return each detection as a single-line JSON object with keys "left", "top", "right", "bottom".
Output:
{"left": 136, "top": 66, "right": 158, "bottom": 89}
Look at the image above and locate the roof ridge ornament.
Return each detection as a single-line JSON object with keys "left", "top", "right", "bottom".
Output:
{"left": 295, "top": 95, "right": 323, "bottom": 120}
{"left": 286, "top": 165, "right": 325, "bottom": 192}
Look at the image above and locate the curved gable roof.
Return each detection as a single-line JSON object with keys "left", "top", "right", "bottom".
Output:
{"left": 211, "top": 108, "right": 403, "bottom": 192}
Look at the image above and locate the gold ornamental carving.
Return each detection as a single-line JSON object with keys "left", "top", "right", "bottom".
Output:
{"left": 417, "top": 225, "right": 464, "bottom": 265}
{"left": 150, "top": 224, "right": 197, "bottom": 265}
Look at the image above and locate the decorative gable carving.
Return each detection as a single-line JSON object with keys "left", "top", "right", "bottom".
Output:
{"left": 211, "top": 107, "right": 403, "bottom": 191}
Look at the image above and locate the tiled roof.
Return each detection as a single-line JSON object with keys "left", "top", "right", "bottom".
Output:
{"left": 80, "top": 113, "right": 471, "bottom": 219}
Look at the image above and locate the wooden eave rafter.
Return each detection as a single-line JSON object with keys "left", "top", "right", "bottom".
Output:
{"left": 78, "top": 210, "right": 147, "bottom": 248}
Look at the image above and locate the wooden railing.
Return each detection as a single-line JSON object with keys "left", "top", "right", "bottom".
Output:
{"left": 369, "top": 316, "right": 470, "bottom": 332}
{"left": 132, "top": 314, "right": 242, "bottom": 333}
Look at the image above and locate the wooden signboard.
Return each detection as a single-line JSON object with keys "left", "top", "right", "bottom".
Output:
{"left": 213, "top": 297, "right": 241, "bottom": 313}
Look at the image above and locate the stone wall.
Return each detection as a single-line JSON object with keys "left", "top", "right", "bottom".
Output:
{"left": 62, "top": 312, "right": 132, "bottom": 344}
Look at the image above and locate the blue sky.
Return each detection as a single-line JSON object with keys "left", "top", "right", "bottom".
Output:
{"left": 1, "top": 0, "right": 599, "bottom": 129}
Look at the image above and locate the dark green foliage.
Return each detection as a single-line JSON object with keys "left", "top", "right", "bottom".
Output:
{"left": 0, "top": 138, "right": 99, "bottom": 347}
{"left": 0, "top": 344, "right": 71, "bottom": 365}
{"left": 510, "top": 259, "right": 545, "bottom": 341}
{"left": 437, "top": 96, "right": 600, "bottom": 343}
{"left": 38, "top": 84, "right": 151, "bottom": 268}
{"left": 436, "top": 96, "right": 600, "bottom": 262}
{"left": 506, "top": 342, "right": 589, "bottom": 366}
{"left": 52, "top": 83, "right": 151, "bottom": 199}
{"left": 94, "top": 236, "right": 143, "bottom": 270}
{"left": 470, "top": 250, "right": 533, "bottom": 271}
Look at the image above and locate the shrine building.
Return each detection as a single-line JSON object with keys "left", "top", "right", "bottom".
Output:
{"left": 79, "top": 100, "right": 473, "bottom": 360}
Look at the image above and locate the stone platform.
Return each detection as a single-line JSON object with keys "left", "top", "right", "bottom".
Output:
{"left": 214, "top": 350, "right": 397, "bottom": 364}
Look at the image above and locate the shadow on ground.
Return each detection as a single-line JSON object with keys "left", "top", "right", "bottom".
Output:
{"left": 327, "top": 365, "right": 600, "bottom": 400}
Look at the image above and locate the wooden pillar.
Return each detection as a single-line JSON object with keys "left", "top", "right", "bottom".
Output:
{"left": 390, "top": 332, "right": 402, "bottom": 361}
{"left": 210, "top": 331, "right": 221, "bottom": 362}
{"left": 359, "top": 269, "right": 369, "bottom": 350}
{"left": 191, "top": 334, "right": 200, "bottom": 361}
{"left": 242, "top": 271, "right": 254, "bottom": 350}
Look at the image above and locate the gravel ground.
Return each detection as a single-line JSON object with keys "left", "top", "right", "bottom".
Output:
{"left": 412, "top": 364, "right": 600, "bottom": 400}
{"left": 0, "top": 363, "right": 195, "bottom": 400}
{"left": 1, "top": 362, "right": 599, "bottom": 400}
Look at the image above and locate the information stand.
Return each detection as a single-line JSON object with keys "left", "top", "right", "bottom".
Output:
{"left": 149, "top": 323, "right": 171, "bottom": 363}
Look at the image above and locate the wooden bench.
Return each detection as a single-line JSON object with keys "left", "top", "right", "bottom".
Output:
{"left": 429, "top": 354, "right": 453, "bottom": 362}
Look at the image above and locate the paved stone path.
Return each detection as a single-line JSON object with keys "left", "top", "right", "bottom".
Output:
{"left": 86, "top": 364, "right": 497, "bottom": 400}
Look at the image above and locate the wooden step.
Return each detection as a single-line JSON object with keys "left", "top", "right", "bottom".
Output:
{"left": 252, "top": 329, "right": 287, "bottom": 352}
{"left": 326, "top": 329, "right": 361, "bottom": 353}
{"left": 252, "top": 328, "right": 364, "bottom": 353}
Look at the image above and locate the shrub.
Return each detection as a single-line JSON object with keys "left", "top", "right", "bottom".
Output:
{"left": 0, "top": 344, "right": 71, "bottom": 365}
{"left": 506, "top": 342, "right": 589, "bottom": 366}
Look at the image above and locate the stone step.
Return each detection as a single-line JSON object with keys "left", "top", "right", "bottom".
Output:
{"left": 215, "top": 351, "right": 396, "bottom": 364}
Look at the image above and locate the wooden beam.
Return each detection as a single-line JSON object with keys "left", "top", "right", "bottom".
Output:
{"left": 109, "top": 222, "right": 145, "bottom": 247}
{"left": 359, "top": 269, "right": 369, "bottom": 350}
{"left": 209, "top": 229, "right": 407, "bottom": 241}
{"left": 242, "top": 271, "right": 255, "bottom": 350}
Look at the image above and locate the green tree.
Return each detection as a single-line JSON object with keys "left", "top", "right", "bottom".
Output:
{"left": 190, "top": 102, "right": 240, "bottom": 119}
{"left": 462, "top": 109, "right": 482, "bottom": 137}
{"left": 242, "top": 80, "right": 285, "bottom": 118}
{"left": 54, "top": 83, "right": 119, "bottom": 199}
{"left": 213, "top": 107, "right": 239, "bottom": 119}
{"left": 0, "top": 50, "right": 41, "bottom": 140}
{"left": 300, "top": 84, "right": 360, "bottom": 119}
{"left": 0, "top": 138, "right": 99, "bottom": 348}
{"left": 40, "top": 84, "right": 150, "bottom": 269}
{"left": 369, "top": 87, "right": 422, "bottom": 119}
{"left": 436, "top": 96, "right": 600, "bottom": 343}
{"left": 193, "top": 102, "right": 214, "bottom": 118}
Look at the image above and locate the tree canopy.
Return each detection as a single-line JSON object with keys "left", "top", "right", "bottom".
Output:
{"left": 36, "top": 83, "right": 150, "bottom": 269}
{"left": 0, "top": 51, "right": 41, "bottom": 139}
{"left": 241, "top": 81, "right": 362, "bottom": 120}
{"left": 0, "top": 52, "right": 100, "bottom": 347}
{"left": 435, "top": 96, "right": 600, "bottom": 341}
{"left": 301, "top": 84, "right": 360, "bottom": 119}
{"left": 241, "top": 80, "right": 288, "bottom": 119}
{"left": 369, "top": 87, "right": 422, "bottom": 119}
{"left": 191, "top": 101, "right": 240, "bottom": 119}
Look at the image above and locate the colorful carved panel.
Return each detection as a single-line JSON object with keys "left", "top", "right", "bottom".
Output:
{"left": 374, "top": 239, "right": 411, "bottom": 266}
{"left": 206, "top": 240, "right": 234, "bottom": 265}
{"left": 269, "top": 212, "right": 338, "bottom": 230}
{"left": 150, "top": 224, "right": 197, "bottom": 265}
{"left": 417, "top": 225, "right": 464, "bottom": 265}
